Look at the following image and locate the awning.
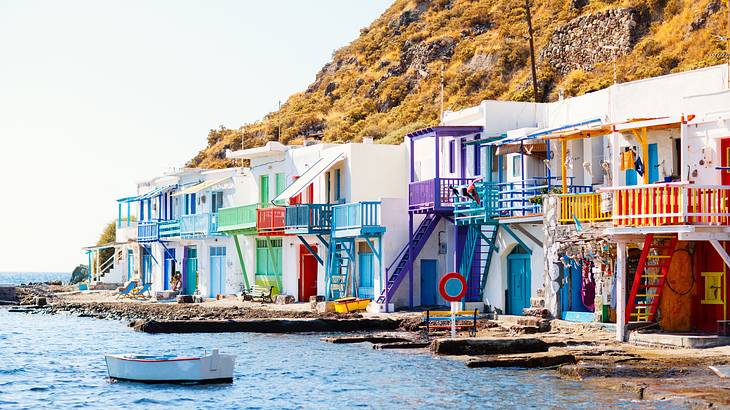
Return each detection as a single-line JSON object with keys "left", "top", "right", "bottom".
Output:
{"left": 272, "top": 152, "right": 345, "bottom": 203}
{"left": 172, "top": 176, "right": 232, "bottom": 197}
{"left": 495, "top": 140, "right": 548, "bottom": 156}
{"left": 117, "top": 184, "right": 177, "bottom": 203}
{"left": 541, "top": 123, "right": 615, "bottom": 141}
{"left": 82, "top": 242, "right": 127, "bottom": 251}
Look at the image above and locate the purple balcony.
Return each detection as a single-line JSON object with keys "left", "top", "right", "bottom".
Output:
{"left": 409, "top": 177, "right": 471, "bottom": 213}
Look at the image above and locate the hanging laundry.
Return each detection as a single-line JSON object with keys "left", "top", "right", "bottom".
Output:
{"left": 620, "top": 149, "right": 635, "bottom": 171}
{"left": 634, "top": 154, "right": 645, "bottom": 177}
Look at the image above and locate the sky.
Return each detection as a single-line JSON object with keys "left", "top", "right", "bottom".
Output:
{"left": 0, "top": 0, "right": 392, "bottom": 272}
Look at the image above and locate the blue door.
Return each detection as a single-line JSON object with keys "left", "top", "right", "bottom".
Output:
{"left": 210, "top": 246, "right": 226, "bottom": 297}
{"left": 163, "top": 248, "right": 175, "bottom": 291}
{"left": 648, "top": 143, "right": 659, "bottom": 183}
{"left": 507, "top": 247, "right": 531, "bottom": 315}
{"left": 141, "top": 249, "right": 152, "bottom": 285}
{"left": 559, "top": 258, "right": 590, "bottom": 314}
{"left": 127, "top": 249, "right": 134, "bottom": 282}
{"left": 358, "top": 252, "right": 374, "bottom": 299}
{"left": 420, "top": 259, "right": 438, "bottom": 306}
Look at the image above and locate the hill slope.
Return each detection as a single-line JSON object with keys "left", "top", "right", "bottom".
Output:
{"left": 190, "top": 0, "right": 729, "bottom": 168}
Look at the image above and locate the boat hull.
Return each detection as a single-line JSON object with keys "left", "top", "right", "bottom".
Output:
{"left": 105, "top": 350, "right": 235, "bottom": 384}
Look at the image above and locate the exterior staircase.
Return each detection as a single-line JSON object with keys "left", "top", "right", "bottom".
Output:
{"left": 461, "top": 223, "right": 499, "bottom": 303}
{"left": 625, "top": 234, "right": 679, "bottom": 323}
{"left": 326, "top": 238, "right": 355, "bottom": 300}
{"left": 376, "top": 214, "right": 441, "bottom": 304}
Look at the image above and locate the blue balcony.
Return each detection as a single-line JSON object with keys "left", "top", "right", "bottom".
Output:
{"left": 137, "top": 219, "right": 180, "bottom": 242}
{"left": 180, "top": 213, "right": 218, "bottom": 238}
{"left": 332, "top": 201, "right": 385, "bottom": 238}
{"left": 285, "top": 204, "right": 332, "bottom": 235}
{"left": 454, "top": 178, "right": 593, "bottom": 225}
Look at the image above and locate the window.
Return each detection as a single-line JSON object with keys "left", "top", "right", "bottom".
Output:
{"left": 448, "top": 140, "right": 455, "bottom": 174}
{"left": 184, "top": 193, "right": 196, "bottom": 215}
{"left": 260, "top": 175, "right": 269, "bottom": 205}
{"left": 211, "top": 191, "right": 224, "bottom": 213}
{"left": 473, "top": 136, "right": 481, "bottom": 176}
{"left": 335, "top": 169, "right": 341, "bottom": 202}
{"left": 325, "top": 172, "right": 331, "bottom": 204}
{"left": 512, "top": 156, "right": 522, "bottom": 178}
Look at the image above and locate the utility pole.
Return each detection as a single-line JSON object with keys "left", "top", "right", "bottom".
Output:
{"left": 525, "top": 0, "right": 539, "bottom": 103}
{"left": 440, "top": 62, "right": 445, "bottom": 124}
{"left": 278, "top": 100, "right": 282, "bottom": 140}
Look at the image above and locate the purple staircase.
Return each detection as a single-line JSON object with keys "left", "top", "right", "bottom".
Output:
{"left": 376, "top": 214, "right": 441, "bottom": 305}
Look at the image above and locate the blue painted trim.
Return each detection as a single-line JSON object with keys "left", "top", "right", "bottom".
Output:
{"left": 316, "top": 234, "right": 330, "bottom": 250}
{"left": 501, "top": 225, "right": 532, "bottom": 255}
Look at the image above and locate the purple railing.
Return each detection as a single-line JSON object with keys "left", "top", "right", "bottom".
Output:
{"left": 409, "top": 177, "right": 471, "bottom": 211}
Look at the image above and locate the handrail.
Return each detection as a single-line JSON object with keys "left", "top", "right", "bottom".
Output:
{"left": 332, "top": 201, "right": 382, "bottom": 230}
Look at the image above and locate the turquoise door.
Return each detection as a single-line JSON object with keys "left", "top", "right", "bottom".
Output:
{"left": 648, "top": 143, "right": 659, "bottom": 183}
{"left": 507, "top": 247, "right": 531, "bottom": 315}
{"left": 420, "top": 259, "right": 438, "bottom": 306}
{"left": 127, "top": 249, "right": 133, "bottom": 282}
{"left": 358, "top": 252, "right": 374, "bottom": 299}
{"left": 184, "top": 247, "right": 198, "bottom": 295}
{"left": 209, "top": 246, "right": 226, "bottom": 297}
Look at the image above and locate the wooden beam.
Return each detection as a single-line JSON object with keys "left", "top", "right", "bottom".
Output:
{"left": 298, "top": 235, "right": 324, "bottom": 266}
{"left": 512, "top": 224, "right": 542, "bottom": 248}
{"left": 561, "top": 140, "right": 567, "bottom": 194}
{"left": 616, "top": 241, "right": 627, "bottom": 342}
{"left": 710, "top": 240, "right": 730, "bottom": 270}
{"left": 500, "top": 225, "right": 532, "bottom": 255}
{"left": 233, "top": 235, "right": 250, "bottom": 290}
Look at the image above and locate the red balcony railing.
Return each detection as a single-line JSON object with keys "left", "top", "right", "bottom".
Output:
{"left": 257, "top": 207, "right": 288, "bottom": 236}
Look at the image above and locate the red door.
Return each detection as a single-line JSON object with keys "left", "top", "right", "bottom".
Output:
{"left": 299, "top": 245, "right": 318, "bottom": 302}
{"left": 721, "top": 138, "right": 730, "bottom": 185}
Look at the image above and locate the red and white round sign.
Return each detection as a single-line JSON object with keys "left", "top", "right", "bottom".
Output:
{"left": 439, "top": 272, "right": 467, "bottom": 302}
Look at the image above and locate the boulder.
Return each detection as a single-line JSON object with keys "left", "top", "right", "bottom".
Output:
{"left": 466, "top": 352, "right": 576, "bottom": 368}
{"left": 316, "top": 301, "right": 336, "bottom": 313}
{"left": 432, "top": 337, "right": 550, "bottom": 356}
{"left": 275, "top": 294, "right": 295, "bottom": 305}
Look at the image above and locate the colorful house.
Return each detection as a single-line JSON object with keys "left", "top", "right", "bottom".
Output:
{"left": 225, "top": 140, "right": 409, "bottom": 304}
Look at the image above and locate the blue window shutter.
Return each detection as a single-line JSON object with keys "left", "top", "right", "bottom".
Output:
{"left": 473, "top": 135, "right": 481, "bottom": 175}
{"left": 449, "top": 140, "right": 455, "bottom": 173}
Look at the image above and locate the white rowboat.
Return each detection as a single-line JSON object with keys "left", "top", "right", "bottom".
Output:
{"left": 105, "top": 349, "right": 235, "bottom": 384}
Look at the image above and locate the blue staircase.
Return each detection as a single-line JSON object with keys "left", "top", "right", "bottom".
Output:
{"left": 460, "top": 223, "right": 499, "bottom": 303}
{"left": 376, "top": 214, "right": 441, "bottom": 304}
{"left": 326, "top": 237, "right": 355, "bottom": 300}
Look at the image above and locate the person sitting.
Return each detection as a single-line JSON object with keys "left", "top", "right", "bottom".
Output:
{"left": 170, "top": 271, "right": 182, "bottom": 292}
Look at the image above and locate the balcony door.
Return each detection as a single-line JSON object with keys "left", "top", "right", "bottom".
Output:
{"left": 722, "top": 138, "right": 730, "bottom": 185}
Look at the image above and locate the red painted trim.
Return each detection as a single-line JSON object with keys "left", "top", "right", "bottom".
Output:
{"left": 116, "top": 357, "right": 201, "bottom": 363}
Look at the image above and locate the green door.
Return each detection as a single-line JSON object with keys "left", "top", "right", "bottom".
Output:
{"left": 274, "top": 173, "right": 286, "bottom": 205}
{"left": 260, "top": 175, "right": 269, "bottom": 205}
{"left": 184, "top": 246, "right": 198, "bottom": 295}
{"left": 255, "top": 238, "right": 282, "bottom": 294}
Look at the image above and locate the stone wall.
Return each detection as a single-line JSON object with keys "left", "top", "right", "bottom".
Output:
{"left": 539, "top": 8, "right": 646, "bottom": 76}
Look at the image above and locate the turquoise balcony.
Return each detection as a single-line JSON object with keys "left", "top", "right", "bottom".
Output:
{"left": 332, "top": 201, "right": 385, "bottom": 238}
{"left": 285, "top": 204, "right": 332, "bottom": 235}
{"left": 217, "top": 203, "right": 259, "bottom": 235}
{"left": 180, "top": 213, "right": 218, "bottom": 238}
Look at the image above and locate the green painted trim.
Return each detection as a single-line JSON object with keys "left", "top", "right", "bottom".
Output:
{"left": 266, "top": 237, "right": 282, "bottom": 292}
{"left": 233, "top": 235, "right": 250, "bottom": 290}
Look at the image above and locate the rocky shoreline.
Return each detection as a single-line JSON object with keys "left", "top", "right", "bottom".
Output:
{"left": 7, "top": 286, "right": 730, "bottom": 407}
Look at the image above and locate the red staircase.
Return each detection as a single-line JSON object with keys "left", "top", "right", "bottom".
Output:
{"left": 625, "top": 234, "right": 679, "bottom": 323}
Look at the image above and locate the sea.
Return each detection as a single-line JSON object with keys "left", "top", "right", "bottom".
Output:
{"left": 0, "top": 310, "right": 662, "bottom": 410}
{"left": 0, "top": 272, "right": 69, "bottom": 285}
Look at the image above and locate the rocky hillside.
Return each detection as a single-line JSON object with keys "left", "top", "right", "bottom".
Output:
{"left": 190, "top": 0, "right": 729, "bottom": 168}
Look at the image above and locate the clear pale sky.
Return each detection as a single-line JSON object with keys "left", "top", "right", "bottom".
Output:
{"left": 0, "top": 0, "right": 392, "bottom": 272}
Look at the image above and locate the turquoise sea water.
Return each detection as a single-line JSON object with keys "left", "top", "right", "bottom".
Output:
{"left": 0, "top": 310, "right": 650, "bottom": 410}
{"left": 0, "top": 272, "right": 68, "bottom": 285}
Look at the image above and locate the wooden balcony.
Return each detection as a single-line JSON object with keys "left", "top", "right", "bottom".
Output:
{"left": 454, "top": 178, "right": 592, "bottom": 225}
{"left": 607, "top": 183, "right": 730, "bottom": 227}
{"left": 332, "top": 201, "right": 385, "bottom": 238}
{"left": 180, "top": 213, "right": 218, "bottom": 238}
{"left": 138, "top": 219, "right": 181, "bottom": 242}
{"left": 257, "top": 207, "right": 288, "bottom": 236}
{"left": 409, "top": 177, "right": 471, "bottom": 213}
{"left": 558, "top": 193, "right": 611, "bottom": 224}
{"left": 217, "top": 203, "right": 259, "bottom": 235}
{"left": 285, "top": 204, "right": 332, "bottom": 235}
